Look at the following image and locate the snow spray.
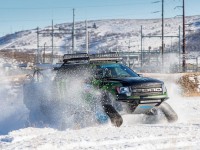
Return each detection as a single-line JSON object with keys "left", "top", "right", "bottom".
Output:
{"left": 0, "top": 62, "right": 28, "bottom": 135}
{"left": 23, "top": 69, "right": 106, "bottom": 130}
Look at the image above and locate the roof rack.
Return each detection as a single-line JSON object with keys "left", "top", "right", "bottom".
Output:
{"left": 63, "top": 52, "right": 122, "bottom": 63}
{"left": 63, "top": 53, "right": 89, "bottom": 63}
{"left": 90, "top": 53, "right": 122, "bottom": 62}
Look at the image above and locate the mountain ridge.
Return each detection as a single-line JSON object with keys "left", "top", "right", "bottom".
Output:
{"left": 0, "top": 15, "right": 200, "bottom": 55}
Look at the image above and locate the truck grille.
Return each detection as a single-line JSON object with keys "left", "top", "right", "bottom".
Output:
{"left": 131, "top": 83, "right": 163, "bottom": 96}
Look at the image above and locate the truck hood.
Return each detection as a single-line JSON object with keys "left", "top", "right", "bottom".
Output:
{"left": 106, "top": 77, "right": 163, "bottom": 86}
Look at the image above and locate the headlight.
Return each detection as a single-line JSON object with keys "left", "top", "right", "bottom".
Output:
{"left": 162, "top": 84, "right": 167, "bottom": 94}
{"left": 116, "top": 87, "right": 131, "bottom": 96}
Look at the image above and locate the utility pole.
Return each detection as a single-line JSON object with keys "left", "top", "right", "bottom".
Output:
{"left": 37, "top": 27, "right": 39, "bottom": 64}
{"left": 179, "top": 25, "right": 181, "bottom": 69}
{"left": 128, "top": 40, "right": 131, "bottom": 67}
{"left": 152, "top": 0, "right": 164, "bottom": 71}
{"left": 72, "top": 8, "right": 75, "bottom": 54}
{"left": 85, "top": 20, "right": 89, "bottom": 54}
{"left": 161, "top": 0, "right": 164, "bottom": 69}
{"left": 182, "top": 0, "right": 186, "bottom": 72}
{"left": 141, "top": 25, "right": 143, "bottom": 67}
{"left": 51, "top": 20, "right": 54, "bottom": 64}
{"left": 43, "top": 42, "right": 46, "bottom": 63}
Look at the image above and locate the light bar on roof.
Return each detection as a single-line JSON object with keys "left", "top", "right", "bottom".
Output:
{"left": 62, "top": 52, "right": 122, "bottom": 62}
{"left": 90, "top": 52, "right": 119, "bottom": 58}
{"left": 63, "top": 53, "right": 89, "bottom": 61}
{"left": 63, "top": 53, "right": 89, "bottom": 60}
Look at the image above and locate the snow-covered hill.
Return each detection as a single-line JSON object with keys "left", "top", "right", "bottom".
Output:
{"left": 1, "top": 16, "right": 200, "bottom": 54}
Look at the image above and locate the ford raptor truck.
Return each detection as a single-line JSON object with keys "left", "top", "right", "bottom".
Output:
{"left": 23, "top": 53, "right": 178, "bottom": 128}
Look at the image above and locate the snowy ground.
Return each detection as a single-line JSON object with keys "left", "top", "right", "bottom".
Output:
{"left": 1, "top": 67, "right": 200, "bottom": 149}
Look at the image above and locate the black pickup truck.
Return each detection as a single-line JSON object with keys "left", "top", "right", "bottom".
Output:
{"left": 23, "top": 53, "right": 178, "bottom": 128}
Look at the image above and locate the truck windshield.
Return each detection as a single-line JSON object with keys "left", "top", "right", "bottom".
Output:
{"left": 99, "top": 64, "right": 139, "bottom": 78}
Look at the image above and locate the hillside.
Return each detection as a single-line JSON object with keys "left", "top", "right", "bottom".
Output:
{"left": 0, "top": 16, "right": 200, "bottom": 55}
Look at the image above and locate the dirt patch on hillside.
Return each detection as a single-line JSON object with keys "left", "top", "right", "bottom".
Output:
{"left": 177, "top": 73, "right": 200, "bottom": 96}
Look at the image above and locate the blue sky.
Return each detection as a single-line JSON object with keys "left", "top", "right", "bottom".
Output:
{"left": 0, "top": 0, "right": 199, "bottom": 36}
